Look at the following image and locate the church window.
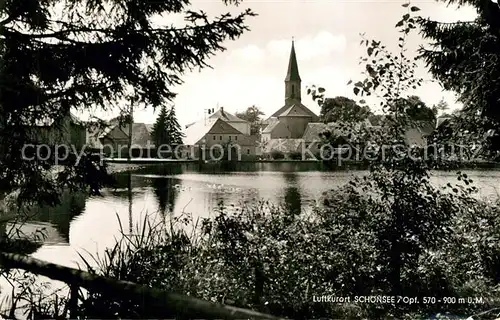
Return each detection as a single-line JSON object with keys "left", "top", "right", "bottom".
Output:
{"left": 291, "top": 85, "right": 295, "bottom": 97}
{"left": 247, "top": 149, "right": 250, "bottom": 154}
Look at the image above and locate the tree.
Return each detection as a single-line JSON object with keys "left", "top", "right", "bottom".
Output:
{"left": 236, "top": 105, "right": 264, "bottom": 135}
{"left": 397, "top": 95, "right": 436, "bottom": 122}
{"left": 167, "top": 105, "right": 184, "bottom": 146}
{"left": 152, "top": 105, "right": 184, "bottom": 147}
{"left": 152, "top": 105, "right": 169, "bottom": 147}
{"left": 418, "top": 0, "right": 500, "bottom": 150}
{"left": 431, "top": 98, "right": 449, "bottom": 117}
{"left": 0, "top": 0, "right": 254, "bottom": 209}
{"left": 319, "top": 96, "right": 373, "bottom": 123}
{"left": 308, "top": 6, "right": 461, "bottom": 311}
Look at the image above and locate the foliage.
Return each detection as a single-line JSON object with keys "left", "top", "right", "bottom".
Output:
{"left": 427, "top": 113, "right": 497, "bottom": 162}
{"left": 0, "top": 0, "right": 254, "bottom": 210}
{"left": 417, "top": 0, "right": 500, "bottom": 151}
{"left": 319, "top": 96, "right": 373, "bottom": 123}
{"left": 26, "top": 188, "right": 500, "bottom": 319}
{"left": 0, "top": 270, "right": 69, "bottom": 319}
{"left": 432, "top": 98, "right": 449, "bottom": 117}
{"left": 397, "top": 95, "right": 436, "bottom": 122}
{"left": 306, "top": 3, "right": 500, "bottom": 318}
{"left": 151, "top": 105, "right": 185, "bottom": 147}
{"left": 288, "top": 151, "right": 302, "bottom": 160}
{"left": 270, "top": 150, "right": 284, "bottom": 160}
{"left": 235, "top": 105, "right": 265, "bottom": 136}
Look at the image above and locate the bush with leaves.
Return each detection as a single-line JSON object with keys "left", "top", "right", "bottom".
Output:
{"left": 288, "top": 151, "right": 302, "bottom": 160}
{"left": 270, "top": 150, "right": 285, "bottom": 160}
{"left": 307, "top": 2, "right": 500, "bottom": 318}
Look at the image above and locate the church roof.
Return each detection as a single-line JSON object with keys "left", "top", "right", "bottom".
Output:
{"left": 208, "top": 108, "right": 248, "bottom": 123}
{"left": 270, "top": 103, "right": 319, "bottom": 120}
{"left": 262, "top": 118, "right": 280, "bottom": 133}
{"left": 285, "top": 40, "right": 301, "bottom": 82}
{"left": 278, "top": 104, "right": 314, "bottom": 117}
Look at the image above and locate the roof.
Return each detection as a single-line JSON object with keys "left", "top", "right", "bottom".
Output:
{"left": 285, "top": 41, "right": 301, "bottom": 82}
{"left": 183, "top": 118, "right": 242, "bottom": 145}
{"left": 270, "top": 103, "right": 319, "bottom": 120}
{"left": 117, "top": 123, "right": 153, "bottom": 147}
{"left": 208, "top": 108, "right": 248, "bottom": 123}
{"left": 145, "top": 123, "right": 154, "bottom": 133}
{"left": 278, "top": 104, "right": 314, "bottom": 117}
{"left": 262, "top": 118, "right": 280, "bottom": 134}
{"left": 263, "top": 121, "right": 292, "bottom": 137}
{"left": 87, "top": 124, "right": 129, "bottom": 148}
{"left": 98, "top": 124, "right": 119, "bottom": 139}
{"left": 436, "top": 117, "right": 452, "bottom": 128}
{"left": 409, "top": 120, "right": 436, "bottom": 136}
{"left": 130, "top": 123, "right": 152, "bottom": 147}
{"left": 302, "top": 123, "right": 333, "bottom": 142}
{"left": 87, "top": 121, "right": 153, "bottom": 148}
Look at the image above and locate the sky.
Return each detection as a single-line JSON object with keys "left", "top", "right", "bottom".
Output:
{"left": 79, "top": 0, "right": 478, "bottom": 126}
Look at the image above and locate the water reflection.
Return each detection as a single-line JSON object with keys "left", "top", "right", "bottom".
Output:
{"left": 151, "top": 175, "right": 180, "bottom": 216}
{"left": 7, "top": 190, "right": 87, "bottom": 245}
{"left": 283, "top": 173, "right": 301, "bottom": 215}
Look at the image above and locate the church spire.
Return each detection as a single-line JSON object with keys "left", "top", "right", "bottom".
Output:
{"left": 284, "top": 39, "right": 301, "bottom": 105}
{"left": 285, "top": 39, "right": 301, "bottom": 82}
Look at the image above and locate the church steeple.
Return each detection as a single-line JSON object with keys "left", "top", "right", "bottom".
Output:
{"left": 284, "top": 39, "right": 301, "bottom": 106}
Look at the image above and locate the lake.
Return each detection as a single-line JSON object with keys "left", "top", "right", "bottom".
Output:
{"left": 12, "top": 163, "right": 500, "bottom": 267}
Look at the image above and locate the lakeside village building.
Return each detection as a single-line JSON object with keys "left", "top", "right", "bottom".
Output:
{"left": 23, "top": 41, "right": 439, "bottom": 159}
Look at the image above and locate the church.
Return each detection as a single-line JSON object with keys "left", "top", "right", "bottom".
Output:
{"left": 261, "top": 40, "right": 320, "bottom": 142}
{"left": 259, "top": 40, "right": 437, "bottom": 155}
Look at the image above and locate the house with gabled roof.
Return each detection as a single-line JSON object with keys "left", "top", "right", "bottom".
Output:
{"left": 86, "top": 117, "right": 156, "bottom": 157}
{"left": 208, "top": 107, "right": 251, "bottom": 135}
{"left": 86, "top": 122, "right": 129, "bottom": 153}
{"left": 183, "top": 118, "right": 258, "bottom": 156}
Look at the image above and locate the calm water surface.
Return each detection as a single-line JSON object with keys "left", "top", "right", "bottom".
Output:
{"left": 17, "top": 163, "right": 500, "bottom": 267}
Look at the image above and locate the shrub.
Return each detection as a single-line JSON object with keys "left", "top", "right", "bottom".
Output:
{"left": 66, "top": 181, "right": 500, "bottom": 319}
{"left": 288, "top": 151, "right": 302, "bottom": 160}
{"left": 270, "top": 150, "right": 284, "bottom": 160}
